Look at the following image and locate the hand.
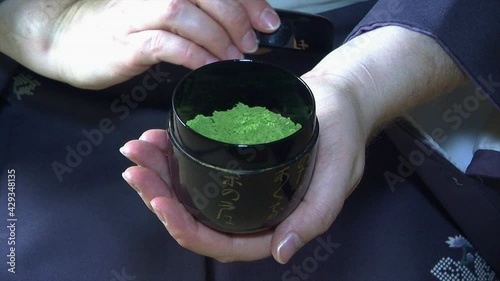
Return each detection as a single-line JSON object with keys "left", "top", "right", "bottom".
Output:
{"left": 0, "top": 0, "right": 280, "bottom": 89}
{"left": 119, "top": 74, "right": 368, "bottom": 263}
{"left": 120, "top": 26, "right": 465, "bottom": 263}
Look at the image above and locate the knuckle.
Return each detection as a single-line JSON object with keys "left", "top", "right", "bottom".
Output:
{"left": 169, "top": 229, "right": 192, "bottom": 250}
{"left": 215, "top": 0, "right": 242, "bottom": 13}
{"left": 309, "top": 204, "right": 335, "bottom": 234}
{"left": 319, "top": 214, "right": 333, "bottom": 233}
{"left": 175, "top": 237, "right": 193, "bottom": 250}
{"left": 177, "top": 42, "right": 200, "bottom": 65}
{"left": 146, "top": 33, "right": 165, "bottom": 57}
{"left": 213, "top": 0, "right": 248, "bottom": 28}
{"left": 164, "top": 0, "right": 185, "bottom": 20}
{"left": 224, "top": 10, "right": 246, "bottom": 27}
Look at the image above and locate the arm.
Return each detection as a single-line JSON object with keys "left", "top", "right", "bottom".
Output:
{"left": 347, "top": 0, "right": 500, "bottom": 107}
{"left": 304, "top": 25, "right": 467, "bottom": 140}
{"left": 0, "top": 0, "right": 280, "bottom": 89}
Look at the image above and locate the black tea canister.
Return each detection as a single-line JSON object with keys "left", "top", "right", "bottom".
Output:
{"left": 167, "top": 59, "right": 319, "bottom": 233}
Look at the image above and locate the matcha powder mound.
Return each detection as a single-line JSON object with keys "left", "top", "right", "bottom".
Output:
{"left": 186, "top": 103, "right": 302, "bottom": 144}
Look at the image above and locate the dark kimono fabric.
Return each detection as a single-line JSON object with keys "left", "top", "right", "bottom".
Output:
{"left": 346, "top": 0, "right": 500, "bottom": 273}
{"left": 2, "top": 64, "right": 496, "bottom": 280}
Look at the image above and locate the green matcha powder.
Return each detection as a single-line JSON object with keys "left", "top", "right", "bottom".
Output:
{"left": 186, "top": 103, "right": 302, "bottom": 144}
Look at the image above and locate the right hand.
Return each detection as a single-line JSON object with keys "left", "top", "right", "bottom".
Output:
{"left": 0, "top": 0, "right": 280, "bottom": 89}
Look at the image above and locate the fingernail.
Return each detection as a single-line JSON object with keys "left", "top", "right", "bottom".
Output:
{"left": 241, "top": 30, "right": 258, "bottom": 53}
{"left": 277, "top": 232, "right": 302, "bottom": 264}
{"left": 226, "top": 44, "right": 244, "bottom": 60}
{"left": 151, "top": 200, "right": 167, "bottom": 226}
{"left": 121, "top": 170, "right": 131, "bottom": 182}
{"left": 119, "top": 146, "right": 129, "bottom": 156}
{"left": 260, "top": 8, "right": 280, "bottom": 31}
{"left": 138, "top": 133, "right": 148, "bottom": 141}
{"left": 122, "top": 171, "right": 141, "bottom": 195}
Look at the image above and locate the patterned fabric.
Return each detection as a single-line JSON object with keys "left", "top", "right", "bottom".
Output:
{"left": 385, "top": 121, "right": 500, "bottom": 275}
{"left": 431, "top": 236, "right": 497, "bottom": 281}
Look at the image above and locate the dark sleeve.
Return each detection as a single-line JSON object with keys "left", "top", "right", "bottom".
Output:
{"left": 345, "top": 0, "right": 500, "bottom": 108}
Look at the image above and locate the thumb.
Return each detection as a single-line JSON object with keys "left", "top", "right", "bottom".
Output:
{"left": 270, "top": 137, "right": 365, "bottom": 264}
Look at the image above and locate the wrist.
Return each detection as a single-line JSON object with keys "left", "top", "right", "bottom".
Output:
{"left": 305, "top": 26, "right": 466, "bottom": 139}
{"left": 301, "top": 72, "right": 371, "bottom": 143}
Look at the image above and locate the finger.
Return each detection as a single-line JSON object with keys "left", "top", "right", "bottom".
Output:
{"left": 128, "top": 0, "right": 242, "bottom": 60}
{"left": 237, "top": 0, "right": 281, "bottom": 32}
{"left": 269, "top": 158, "right": 347, "bottom": 264}
{"left": 195, "top": 0, "right": 256, "bottom": 53}
{"left": 150, "top": 196, "right": 274, "bottom": 262}
{"left": 120, "top": 139, "right": 171, "bottom": 186}
{"left": 138, "top": 129, "right": 169, "bottom": 153}
{"left": 123, "top": 162, "right": 275, "bottom": 261}
{"left": 126, "top": 30, "right": 219, "bottom": 70}
{"left": 122, "top": 166, "right": 174, "bottom": 212}
{"left": 126, "top": 130, "right": 276, "bottom": 261}
{"left": 194, "top": 0, "right": 280, "bottom": 53}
